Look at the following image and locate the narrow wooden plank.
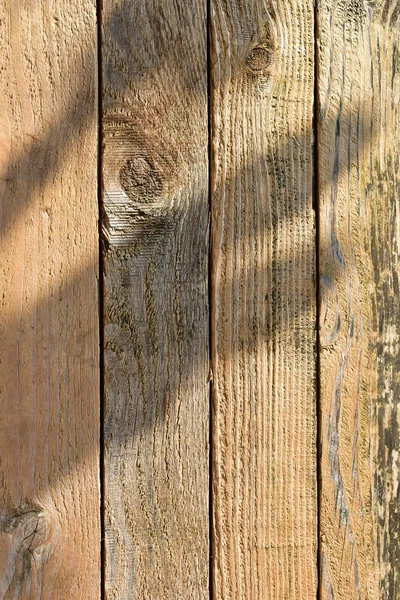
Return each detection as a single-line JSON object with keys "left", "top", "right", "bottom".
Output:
{"left": 210, "top": 1, "right": 317, "bottom": 598}
{"left": 318, "top": 2, "right": 400, "bottom": 597}
{"left": 0, "top": 1, "right": 100, "bottom": 597}
{"left": 101, "top": 1, "right": 209, "bottom": 598}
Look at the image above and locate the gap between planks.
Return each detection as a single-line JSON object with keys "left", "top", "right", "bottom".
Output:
{"left": 97, "top": 0, "right": 106, "bottom": 598}
{"left": 314, "top": 1, "right": 322, "bottom": 599}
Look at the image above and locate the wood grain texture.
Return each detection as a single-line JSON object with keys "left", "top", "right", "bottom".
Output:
{"left": 101, "top": 1, "right": 209, "bottom": 598}
{"left": 318, "top": 1, "right": 400, "bottom": 597}
{"left": 210, "top": 1, "right": 317, "bottom": 598}
{"left": 0, "top": 1, "right": 100, "bottom": 597}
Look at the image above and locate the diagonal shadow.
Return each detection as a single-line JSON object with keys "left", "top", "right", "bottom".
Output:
{"left": 0, "top": 0, "right": 397, "bottom": 597}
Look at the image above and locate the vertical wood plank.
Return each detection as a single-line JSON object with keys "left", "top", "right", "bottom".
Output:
{"left": 101, "top": 1, "right": 209, "bottom": 598}
{"left": 0, "top": 1, "right": 100, "bottom": 597}
{"left": 210, "top": 1, "right": 317, "bottom": 598}
{"left": 318, "top": 1, "right": 400, "bottom": 597}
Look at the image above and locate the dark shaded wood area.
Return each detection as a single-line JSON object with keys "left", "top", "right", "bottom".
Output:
{"left": 101, "top": 1, "right": 209, "bottom": 597}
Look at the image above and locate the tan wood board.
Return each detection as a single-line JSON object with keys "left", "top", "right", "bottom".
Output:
{"left": 318, "top": 1, "right": 400, "bottom": 597}
{"left": 0, "top": 0, "right": 100, "bottom": 597}
{"left": 210, "top": 1, "right": 318, "bottom": 597}
{"left": 101, "top": 1, "right": 209, "bottom": 598}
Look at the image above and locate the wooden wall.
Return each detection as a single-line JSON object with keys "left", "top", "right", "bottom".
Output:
{"left": 0, "top": 1, "right": 398, "bottom": 598}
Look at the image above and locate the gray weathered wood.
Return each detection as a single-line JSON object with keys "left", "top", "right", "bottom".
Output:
{"left": 318, "top": 1, "right": 400, "bottom": 597}
{"left": 101, "top": 1, "right": 209, "bottom": 597}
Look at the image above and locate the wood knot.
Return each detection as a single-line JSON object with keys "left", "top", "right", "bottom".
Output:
{"left": 20, "top": 513, "right": 48, "bottom": 552}
{"left": 120, "top": 156, "right": 162, "bottom": 203}
{"left": 1, "top": 504, "right": 53, "bottom": 554}
{"left": 246, "top": 46, "right": 274, "bottom": 75}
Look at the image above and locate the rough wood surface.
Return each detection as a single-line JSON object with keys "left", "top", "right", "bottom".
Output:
{"left": 0, "top": 1, "right": 100, "bottom": 597}
{"left": 318, "top": 1, "right": 400, "bottom": 597}
{"left": 210, "top": 1, "right": 317, "bottom": 598}
{"left": 101, "top": 1, "right": 209, "bottom": 598}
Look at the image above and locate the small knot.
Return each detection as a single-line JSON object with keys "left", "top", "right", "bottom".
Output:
{"left": 120, "top": 156, "right": 162, "bottom": 203}
{"left": 21, "top": 513, "right": 48, "bottom": 552}
{"left": 246, "top": 46, "right": 274, "bottom": 75}
{"left": 1, "top": 504, "right": 53, "bottom": 555}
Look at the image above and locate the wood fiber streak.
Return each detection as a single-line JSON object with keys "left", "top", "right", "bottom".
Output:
{"left": 210, "top": 1, "right": 317, "bottom": 598}
{"left": 101, "top": 1, "right": 209, "bottom": 598}
{"left": 0, "top": 1, "right": 100, "bottom": 598}
{"left": 318, "top": 1, "right": 400, "bottom": 597}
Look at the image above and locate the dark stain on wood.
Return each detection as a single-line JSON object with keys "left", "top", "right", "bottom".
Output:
{"left": 370, "top": 151, "right": 400, "bottom": 598}
{"left": 246, "top": 45, "right": 274, "bottom": 75}
{"left": 120, "top": 156, "right": 163, "bottom": 204}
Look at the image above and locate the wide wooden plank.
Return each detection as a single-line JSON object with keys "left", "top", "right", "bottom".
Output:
{"left": 210, "top": 1, "right": 317, "bottom": 598}
{"left": 0, "top": 1, "right": 100, "bottom": 597}
{"left": 101, "top": 1, "right": 209, "bottom": 598}
{"left": 318, "top": 2, "right": 400, "bottom": 597}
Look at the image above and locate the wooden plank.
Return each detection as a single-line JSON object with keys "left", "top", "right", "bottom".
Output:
{"left": 210, "top": 1, "right": 317, "bottom": 598}
{"left": 0, "top": 1, "right": 100, "bottom": 597}
{"left": 318, "top": 2, "right": 400, "bottom": 597}
{"left": 101, "top": 1, "right": 209, "bottom": 598}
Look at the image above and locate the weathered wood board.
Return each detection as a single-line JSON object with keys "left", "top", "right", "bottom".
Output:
{"left": 318, "top": 1, "right": 400, "bottom": 597}
{"left": 2, "top": 0, "right": 400, "bottom": 597}
{"left": 0, "top": 1, "right": 100, "bottom": 597}
{"left": 101, "top": 0, "right": 209, "bottom": 598}
{"left": 210, "top": 1, "right": 317, "bottom": 597}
